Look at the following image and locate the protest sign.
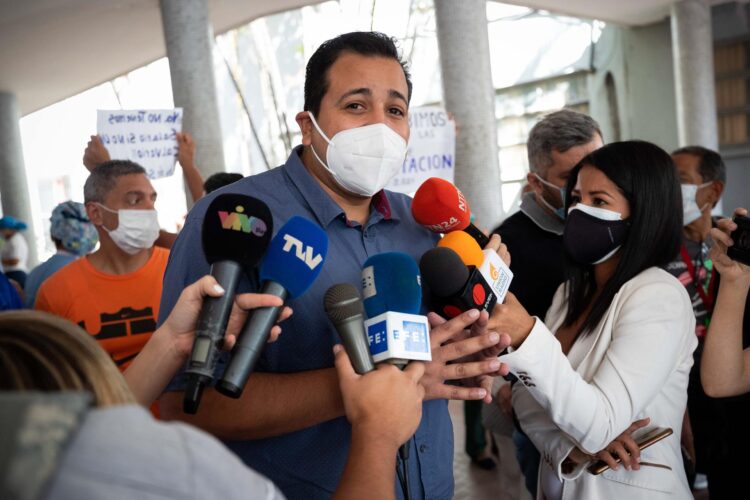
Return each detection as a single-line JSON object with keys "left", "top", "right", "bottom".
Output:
{"left": 97, "top": 109, "right": 183, "bottom": 179}
{"left": 387, "top": 106, "right": 455, "bottom": 194}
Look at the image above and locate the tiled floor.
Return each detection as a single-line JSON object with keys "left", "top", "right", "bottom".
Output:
{"left": 449, "top": 401, "right": 710, "bottom": 500}
{"left": 450, "top": 401, "right": 531, "bottom": 500}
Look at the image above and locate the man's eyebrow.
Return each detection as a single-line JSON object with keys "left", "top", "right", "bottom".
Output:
{"left": 336, "top": 88, "right": 371, "bottom": 105}
{"left": 389, "top": 89, "right": 408, "bottom": 104}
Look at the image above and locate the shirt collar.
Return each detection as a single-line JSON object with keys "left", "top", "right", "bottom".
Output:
{"left": 519, "top": 191, "right": 565, "bottom": 235}
{"left": 282, "top": 146, "right": 398, "bottom": 228}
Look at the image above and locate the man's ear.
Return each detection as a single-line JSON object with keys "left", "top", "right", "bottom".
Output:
{"left": 296, "top": 111, "right": 313, "bottom": 146}
{"left": 526, "top": 171, "right": 544, "bottom": 196}
{"left": 709, "top": 181, "right": 725, "bottom": 208}
{"left": 85, "top": 202, "right": 104, "bottom": 226}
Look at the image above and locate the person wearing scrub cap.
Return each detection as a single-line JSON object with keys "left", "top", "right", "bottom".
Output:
{"left": 24, "top": 201, "right": 98, "bottom": 308}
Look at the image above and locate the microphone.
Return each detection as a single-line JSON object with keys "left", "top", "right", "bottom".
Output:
{"left": 183, "top": 194, "right": 273, "bottom": 415}
{"left": 324, "top": 284, "right": 375, "bottom": 375}
{"left": 362, "top": 252, "right": 422, "bottom": 317}
{"left": 437, "top": 230, "right": 513, "bottom": 304}
{"left": 217, "top": 216, "right": 329, "bottom": 398}
{"left": 419, "top": 247, "right": 497, "bottom": 318}
{"left": 361, "top": 253, "right": 431, "bottom": 365}
{"left": 411, "top": 177, "right": 490, "bottom": 247}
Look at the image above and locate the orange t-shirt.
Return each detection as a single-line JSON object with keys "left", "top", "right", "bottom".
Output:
{"left": 35, "top": 247, "right": 169, "bottom": 372}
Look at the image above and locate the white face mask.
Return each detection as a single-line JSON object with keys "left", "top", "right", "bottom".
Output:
{"left": 307, "top": 112, "right": 408, "bottom": 197}
{"left": 681, "top": 182, "right": 713, "bottom": 226}
{"left": 96, "top": 203, "right": 160, "bottom": 255}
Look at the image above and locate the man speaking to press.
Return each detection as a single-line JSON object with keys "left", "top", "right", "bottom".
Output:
{"left": 157, "top": 31, "right": 507, "bottom": 499}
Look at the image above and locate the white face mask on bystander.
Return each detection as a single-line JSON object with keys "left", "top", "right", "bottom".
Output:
{"left": 96, "top": 203, "right": 160, "bottom": 255}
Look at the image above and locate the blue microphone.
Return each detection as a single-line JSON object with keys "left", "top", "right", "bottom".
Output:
{"left": 217, "top": 216, "right": 329, "bottom": 397}
{"left": 361, "top": 253, "right": 431, "bottom": 366}
{"left": 362, "top": 252, "right": 422, "bottom": 317}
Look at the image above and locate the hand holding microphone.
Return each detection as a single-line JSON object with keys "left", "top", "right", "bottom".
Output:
{"left": 126, "top": 275, "right": 291, "bottom": 407}
{"left": 218, "top": 216, "right": 329, "bottom": 398}
{"left": 332, "top": 344, "right": 425, "bottom": 450}
{"left": 184, "top": 194, "right": 273, "bottom": 414}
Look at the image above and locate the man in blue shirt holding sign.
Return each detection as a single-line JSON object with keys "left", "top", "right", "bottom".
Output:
{"left": 158, "top": 31, "right": 506, "bottom": 499}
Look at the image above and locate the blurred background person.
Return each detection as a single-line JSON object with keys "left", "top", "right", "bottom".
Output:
{"left": 0, "top": 216, "right": 30, "bottom": 289}
{"left": 24, "top": 201, "right": 98, "bottom": 308}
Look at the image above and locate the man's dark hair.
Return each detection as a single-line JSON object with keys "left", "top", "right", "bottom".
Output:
{"left": 527, "top": 109, "right": 602, "bottom": 175}
{"left": 83, "top": 160, "right": 146, "bottom": 203}
{"left": 562, "top": 141, "right": 683, "bottom": 337}
{"left": 672, "top": 145, "right": 726, "bottom": 184}
{"left": 203, "top": 172, "right": 243, "bottom": 194}
{"left": 304, "top": 31, "right": 412, "bottom": 117}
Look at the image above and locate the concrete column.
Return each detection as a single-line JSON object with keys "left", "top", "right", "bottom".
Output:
{"left": 434, "top": 0, "right": 503, "bottom": 230}
{"left": 160, "top": 0, "right": 226, "bottom": 204}
{"left": 0, "top": 92, "right": 38, "bottom": 267}
{"left": 671, "top": 0, "right": 719, "bottom": 149}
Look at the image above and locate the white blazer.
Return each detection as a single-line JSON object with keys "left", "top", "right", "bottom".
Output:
{"left": 499, "top": 267, "right": 697, "bottom": 499}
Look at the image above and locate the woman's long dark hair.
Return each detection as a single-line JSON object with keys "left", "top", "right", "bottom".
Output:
{"left": 562, "top": 140, "right": 682, "bottom": 335}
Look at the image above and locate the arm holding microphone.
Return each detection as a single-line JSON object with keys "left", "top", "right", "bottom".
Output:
{"left": 124, "top": 275, "right": 292, "bottom": 407}
{"left": 332, "top": 345, "right": 425, "bottom": 500}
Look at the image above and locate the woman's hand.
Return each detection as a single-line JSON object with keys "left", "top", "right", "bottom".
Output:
{"left": 484, "top": 233, "right": 511, "bottom": 267}
{"left": 487, "top": 292, "right": 535, "bottom": 349}
{"left": 591, "top": 417, "right": 651, "bottom": 471}
{"left": 710, "top": 207, "right": 750, "bottom": 285}
{"left": 162, "top": 275, "right": 293, "bottom": 360}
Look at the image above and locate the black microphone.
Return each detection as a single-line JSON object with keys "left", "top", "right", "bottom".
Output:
{"left": 217, "top": 216, "right": 329, "bottom": 398}
{"left": 419, "top": 246, "right": 497, "bottom": 318}
{"left": 324, "top": 284, "right": 375, "bottom": 375}
{"left": 183, "top": 194, "right": 273, "bottom": 415}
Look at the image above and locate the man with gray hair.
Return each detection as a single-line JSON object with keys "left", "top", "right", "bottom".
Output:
{"left": 35, "top": 161, "right": 169, "bottom": 405}
{"left": 488, "top": 109, "right": 602, "bottom": 497}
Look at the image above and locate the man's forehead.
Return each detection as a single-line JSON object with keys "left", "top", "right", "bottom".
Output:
{"left": 327, "top": 53, "right": 408, "bottom": 94}
{"left": 111, "top": 173, "right": 156, "bottom": 194}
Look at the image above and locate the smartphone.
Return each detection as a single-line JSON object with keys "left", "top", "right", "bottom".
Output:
{"left": 587, "top": 427, "right": 673, "bottom": 475}
{"left": 728, "top": 215, "right": 750, "bottom": 266}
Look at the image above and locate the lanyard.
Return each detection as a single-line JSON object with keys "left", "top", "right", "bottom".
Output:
{"left": 680, "top": 243, "right": 716, "bottom": 313}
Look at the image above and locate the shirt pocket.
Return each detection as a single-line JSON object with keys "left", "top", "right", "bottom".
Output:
{"left": 599, "top": 448, "right": 676, "bottom": 494}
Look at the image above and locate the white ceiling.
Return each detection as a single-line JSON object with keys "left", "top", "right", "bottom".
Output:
{"left": 500, "top": 0, "right": 677, "bottom": 26}
{"left": 0, "top": 0, "right": 719, "bottom": 116}
{"left": 0, "top": 0, "right": 319, "bottom": 115}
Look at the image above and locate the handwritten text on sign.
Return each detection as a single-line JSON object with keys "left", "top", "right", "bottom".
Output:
{"left": 386, "top": 106, "right": 455, "bottom": 195}
{"left": 97, "top": 109, "right": 183, "bottom": 179}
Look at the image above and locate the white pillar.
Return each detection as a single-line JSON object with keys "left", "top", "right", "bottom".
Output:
{"left": 0, "top": 92, "right": 38, "bottom": 267}
{"left": 160, "top": 0, "right": 226, "bottom": 204}
{"left": 434, "top": 0, "right": 503, "bottom": 230}
{"left": 671, "top": 0, "right": 718, "bottom": 149}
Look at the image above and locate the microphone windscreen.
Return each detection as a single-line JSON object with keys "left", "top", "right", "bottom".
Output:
{"left": 437, "top": 231, "right": 484, "bottom": 268}
{"left": 260, "top": 216, "right": 328, "bottom": 298}
{"left": 419, "top": 247, "right": 470, "bottom": 297}
{"left": 361, "top": 252, "right": 422, "bottom": 317}
{"left": 324, "top": 284, "right": 364, "bottom": 323}
{"left": 202, "top": 194, "right": 272, "bottom": 266}
{"left": 411, "top": 177, "right": 471, "bottom": 233}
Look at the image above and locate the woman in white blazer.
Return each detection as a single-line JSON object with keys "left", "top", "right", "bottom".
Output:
{"left": 494, "top": 141, "right": 696, "bottom": 499}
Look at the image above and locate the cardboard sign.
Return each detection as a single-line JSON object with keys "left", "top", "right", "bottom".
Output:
{"left": 97, "top": 109, "right": 183, "bottom": 179}
{"left": 387, "top": 106, "right": 456, "bottom": 194}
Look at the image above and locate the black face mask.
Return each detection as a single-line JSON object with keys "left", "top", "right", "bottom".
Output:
{"left": 563, "top": 205, "right": 630, "bottom": 265}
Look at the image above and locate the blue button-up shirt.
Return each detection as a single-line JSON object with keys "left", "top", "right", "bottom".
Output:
{"left": 159, "top": 147, "right": 453, "bottom": 499}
